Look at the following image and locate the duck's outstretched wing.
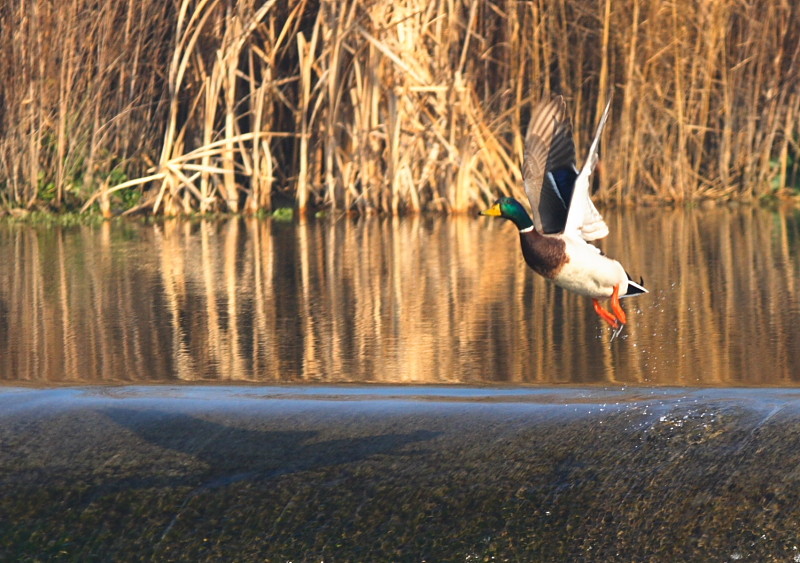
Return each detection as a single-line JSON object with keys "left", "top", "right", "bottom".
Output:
{"left": 522, "top": 96, "right": 577, "bottom": 234}
{"left": 563, "top": 99, "right": 612, "bottom": 241}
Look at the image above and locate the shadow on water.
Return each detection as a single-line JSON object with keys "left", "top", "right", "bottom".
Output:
{"left": 2, "top": 206, "right": 800, "bottom": 385}
{"left": 98, "top": 407, "right": 440, "bottom": 488}
{"left": 0, "top": 395, "right": 447, "bottom": 559}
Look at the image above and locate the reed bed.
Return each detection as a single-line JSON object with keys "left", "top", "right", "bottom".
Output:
{"left": 1, "top": 0, "right": 799, "bottom": 215}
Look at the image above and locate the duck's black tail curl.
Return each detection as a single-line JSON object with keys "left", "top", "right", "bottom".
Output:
{"left": 622, "top": 274, "right": 648, "bottom": 297}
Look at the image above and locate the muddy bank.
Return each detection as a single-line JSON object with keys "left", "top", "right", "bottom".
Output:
{"left": 2, "top": 386, "right": 800, "bottom": 561}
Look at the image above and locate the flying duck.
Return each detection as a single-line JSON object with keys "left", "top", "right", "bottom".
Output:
{"left": 480, "top": 95, "right": 647, "bottom": 337}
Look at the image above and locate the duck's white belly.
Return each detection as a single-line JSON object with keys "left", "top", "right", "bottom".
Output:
{"left": 551, "top": 239, "right": 628, "bottom": 299}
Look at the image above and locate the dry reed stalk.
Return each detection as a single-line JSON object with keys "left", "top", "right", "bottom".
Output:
{"left": 1, "top": 0, "right": 800, "bottom": 214}
{"left": 1, "top": 0, "right": 173, "bottom": 209}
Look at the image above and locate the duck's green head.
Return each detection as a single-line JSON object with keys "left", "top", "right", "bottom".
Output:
{"left": 479, "top": 197, "right": 534, "bottom": 231}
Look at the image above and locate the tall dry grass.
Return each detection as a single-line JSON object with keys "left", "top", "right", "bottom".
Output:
{"left": 1, "top": 0, "right": 799, "bottom": 215}
{"left": 0, "top": 0, "right": 175, "bottom": 211}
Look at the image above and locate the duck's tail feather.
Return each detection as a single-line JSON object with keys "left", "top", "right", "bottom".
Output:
{"left": 621, "top": 274, "right": 648, "bottom": 297}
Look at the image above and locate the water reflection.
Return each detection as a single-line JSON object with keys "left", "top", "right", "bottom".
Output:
{"left": 1, "top": 207, "right": 799, "bottom": 386}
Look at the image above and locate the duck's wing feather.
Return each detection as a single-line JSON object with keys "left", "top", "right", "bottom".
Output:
{"left": 563, "top": 99, "right": 612, "bottom": 241}
{"left": 523, "top": 96, "right": 577, "bottom": 234}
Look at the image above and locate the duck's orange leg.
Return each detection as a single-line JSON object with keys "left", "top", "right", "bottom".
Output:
{"left": 593, "top": 298, "right": 619, "bottom": 328}
{"left": 610, "top": 284, "right": 627, "bottom": 325}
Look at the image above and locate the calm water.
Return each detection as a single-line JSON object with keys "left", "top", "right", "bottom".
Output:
{"left": 2, "top": 207, "right": 800, "bottom": 386}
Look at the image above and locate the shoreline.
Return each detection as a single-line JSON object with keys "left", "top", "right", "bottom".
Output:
{"left": 3, "top": 386, "right": 800, "bottom": 560}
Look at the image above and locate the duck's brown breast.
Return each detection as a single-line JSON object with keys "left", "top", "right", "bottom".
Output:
{"left": 519, "top": 231, "right": 568, "bottom": 279}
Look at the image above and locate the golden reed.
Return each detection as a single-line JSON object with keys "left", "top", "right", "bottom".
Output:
{"left": 1, "top": 0, "right": 798, "bottom": 215}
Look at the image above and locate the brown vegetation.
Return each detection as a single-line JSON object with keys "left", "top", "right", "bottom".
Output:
{"left": 1, "top": 0, "right": 799, "bottom": 215}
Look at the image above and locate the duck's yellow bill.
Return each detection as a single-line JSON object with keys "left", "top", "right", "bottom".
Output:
{"left": 479, "top": 203, "right": 502, "bottom": 217}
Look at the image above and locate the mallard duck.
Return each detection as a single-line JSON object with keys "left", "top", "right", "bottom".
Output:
{"left": 480, "top": 95, "right": 647, "bottom": 336}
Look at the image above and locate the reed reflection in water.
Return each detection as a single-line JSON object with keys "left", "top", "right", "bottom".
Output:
{"left": 2, "top": 207, "right": 800, "bottom": 386}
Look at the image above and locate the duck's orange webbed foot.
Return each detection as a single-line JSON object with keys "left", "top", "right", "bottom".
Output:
{"left": 593, "top": 298, "right": 619, "bottom": 329}
{"left": 594, "top": 285, "right": 627, "bottom": 340}
{"left": 610, "top": 284, "right": 627, "bottom": 325}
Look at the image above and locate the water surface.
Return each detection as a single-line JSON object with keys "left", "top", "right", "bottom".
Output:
{"left": 2, "top": 207, "right": 799, "bottom": 386}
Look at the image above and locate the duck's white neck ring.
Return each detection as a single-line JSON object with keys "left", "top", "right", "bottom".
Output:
{"left": 519, "top": 226, "right": 534, "bottom": 233}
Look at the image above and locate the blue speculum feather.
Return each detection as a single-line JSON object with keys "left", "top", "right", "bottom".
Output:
{"left": 548, "top": 166, "right": 578, "bottom": 209}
